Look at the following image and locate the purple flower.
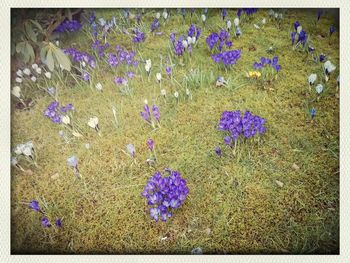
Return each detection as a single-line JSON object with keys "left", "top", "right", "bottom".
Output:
{"left": 215, "top": 147, "right": 222, "bottom": 157}
{"left": 330, "top": 26, "right": 335, "bottom": 36}
{"left": 291, "top": 31, "right": 296, "bottom": 45}
{"left": 237, "top": 9, "right": 242, "bottom": 18}
{"left": 310, "top": 107, "right": 316, "bottom": 119}
{"left": 206, "top": 32, "right": 220, "bottom": 50}
{"left": 298, "top": 30, "right": 307, "bottom": 46}
{"left": 152, "top": 105, "right": 160, "bottom": 121}
{"left": 166, "top": 66, "right": 172, "bottom": 76}
{"left": 28, "top": 200, "right": 40, "bottom": 212}
{"left": 114, "top": 76, "right": 127, "bottom": 85}
{"left": 82, "top": 71, "right": 90, "bottom": 81}
{"left": 147, "top": 138, "right": 154, "bottom": 151}
{"left": 308, "top": 45, "right": 315, "bottom": 52}
{"left": 317, "top": 9, "right": 322, "bottom": 21}
{"left": 211, "top": 50, "right": 242, "bottom": 67}
{"left": 140, "top": 104, "right": 151, "bottom": 123}
{"left": 126, "top": 143, "right": 136, "bottom": 157}
{"left": 54, "top": 20, "right": 82, "bottom": 33}
{"left": 133, "top": 29, "right": 145, "bottom": 43}
{"left": 224, "top": 136, "right": 232, "bottom": 145}
{"left": 150, "top": 207, "right": 160, "bottom": 221}
{"left": 294, "top": 21, "right": 300, "bottom": 31}
{"left": 41, "top": 217, "right": 51, "bottom": 228}
{"left": 222, "top": 8, "right": 227, "bottom": 20}
{"left": 55, "top": 218, "right": 62, "bottom": 227}
{"left": 126, "top": 71, "right": 135, "bottom": 78}
{"left": 151, "top": 18, "right": 160, "bottom": 32}
{"left": 170, "top": 32, "right": 176, "bottom": 43}
{"left": 319, "top": 54, "right": 326, "bottom": 62}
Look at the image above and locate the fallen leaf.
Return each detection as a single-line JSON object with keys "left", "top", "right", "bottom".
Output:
{"left": 275, "top": 180, "right": 284, "bottom": 187}
{"left": 292, "top": 163, "right": 300, "bottom": 171}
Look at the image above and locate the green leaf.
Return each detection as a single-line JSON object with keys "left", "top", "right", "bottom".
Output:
{"left": 29, "top": 19, "right": 43, "bottom": 32}
{"left": 25, "top": 41, "right": 35, "bottom": 63}
{"left": 52, "top": 47, "right": 71, "bottom": 71}
{"left": 24, "top": 21, "right": 37, "bottom": 43}
{"left": 40, "top": 44, "right": 49, "bottom": 63}
{"left": 46, "top": 48, "right": 54, "bottom": 71}
{"left": 16, "top": 41, "right": 25, "bottom": 53}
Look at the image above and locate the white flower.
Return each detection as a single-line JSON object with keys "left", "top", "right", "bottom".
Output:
{"left": 11, "top": 86, "right": 21, "bottom": 98}
{"left": 254, "top": 24, "right": 260, "bottom": 29}
{"left": 95, "top": 82, "right": 103, "bottom": 91}
{"left": 161, "top": 89, "right": 166, "bottom": 96}
{"left": 324, "top": 60, "right": 336, "bottom": 74}
{"left": 16, "top": 69, "right": 23, "bottom": 77}
{"left": 315, "top": 84, "right": 324, "bottom": 94}
{"left": 182, "top": 40, "right": 188, "bottom": 49}
{"left": 45, "top": 72, "right": 52, "bottom": 79}
{"left": 31, "top": 76, "right": 37, "bottom": 82}
{"left": 192, "top": 36, "right": 196, "bottom": 44}
{"left": 85, "top": 143, "right": 91, "bottom": 149}
{"left": 81, "top": 61, "right": 86, "bottom": 67}
{"left": 186, "top": 88, "right": 190, "bottom": 96}
{"left": 87, "top": 116, "right": 99, "bottom": 129}
{"left": 22, "top": 146, "right": 33, "bottom": 157}
{"left": 144, "top": 99, "right": 148, "bottom": 104}
{"left": 308, "top": 73, "right": 317, "bottom": 85}
{"left": 156, "top": 73, "right": 162, "bottom": 82}
{"left": 187, "top": 36, "right": 192, "bottom": 45}
{"left": 23, "top": 68, "right": 31, "bottom": 76}
{"left": 32, "top": 64, "right": 38, "bottom": 70}
{"left": 268, "top": 9, "right": 275, "bottom": 16}
{"left": 274, "top": 13, "right": 279, "bottom": 19}
{"left": 15, "top": 77, "right": 22, "bottom": 83}
{"left": 55, "top": 40, "right": 60, "bottom": 46}
{"left": 297, "top": 25, "right": 302, "bottom": 34}
{"left": 262, "top": 18, "right": 266, "bottom": 24}
{"left": 36, "top": 67, "right": 42, "bottom": 74}
{"left": 14, "top": 144, "right": 25, "bottom": 155}
{"left": 227, "top": 20, "right": 232, "bottom": 30}
{"left": 145, "top": 64, "right": 151, "bottom": 73}
{"left": 146, "top": 59, "right": 152, "bottom": 67}
{"left": 156, "top": 12, "right": 161, "bottom": 19}
{"left": 62, "top": 115, "right": 70, "bottom": 125}
{"left": 234, "top": 18, "right": 239, "bottom": 27}
{"left": 98, "top": 18, "right": 106, "bottom": 26}
{"left": 163, "top": 11, "right": 168, "bottom": 20}
{"left": 201, "top": 14, "right": 206, "bottom": 22}
{"left": 174, "top": 91, "right": 179, "bottom": 98}
{"left": 126, "top": 143, "right": 136, "bottom": 157}
{"left": 67, "top": 155, "right": 78, "bottom": 167}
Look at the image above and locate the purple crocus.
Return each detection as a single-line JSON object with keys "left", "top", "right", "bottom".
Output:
{"left": 291, "top": 31, "right": 296, "bottom": 45}
{"left": 310, "top": 107, "right": 316, "bottom": 119}
{"left": 82, "top": 71, "right": 90, "bottom": 81}
{"left": 55, "top": 218, "right": 62, "bottom": 227}
{"left": 214, "top": 147, "right": 222, "bottom": 157}
{"left": 147, "top": 138, "right": 154, "bottom": 151}
{"left": 330, "top": 26, "right": 335, "bottom": 36}
{"left": 294, "top": 21, "right": 300, "bottom": 31}
{"left": 41, "top": 217, "right": 51, "bottom": 228}
{"left": 152, "top": 105, "right": 160, "bottom": 121}
{"left": 317, "top": 9, "right": 322, "bottom": 21}
{"left": 166, "top": 66, "right": 172, "bottom": 76}
{"left": 28, "top": 200, "right": 40, "bottom": 212}
{"left": 140, "top": 104, "right": 151, "bottom": 123}
{"left": 319, "top": 54, "right": 326, "bottom": 62}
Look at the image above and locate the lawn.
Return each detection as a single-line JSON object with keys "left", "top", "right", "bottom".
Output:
{"left": 11, "top": 8, "right": 339, "bottom": 254}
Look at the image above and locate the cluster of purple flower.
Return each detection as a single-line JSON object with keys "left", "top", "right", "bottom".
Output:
{"left": 114, "top": 76, "right": 128, "bottom": 85}
{"left": 211, "top": 49, "right": 241, "bottom": 67}
{"left": 140, "top": 104, "right": 160, "bottom": 123}
{"left": 151, "top": 18, "right": 160, "bottom": 32}
{"left": 64, "top": 48, "right": 96, "bottom": 68}
{"left": 44, "top": 101, "right": 73, "bottom": 124}
{"left": 108, "top": 45, "right": 139, "bottom": 67}
{"left": 253, "top": 56, "right": 281, "bottom": 72}
{"left": 291, "top": 21, "right": 307, "bottom": 46}
{"left": 206, "top": 30, "right": 232, "bottom": 51}
{"left": 218, "top": 110, "right": 266, "bottom": 144}
{"left": 187, "top": 24, "right": 201, "bottom": 39}
{"left": 28, "top": 200, "right": 62, "bottom": 228}
{"left": 54, "top": 19, "right": 82, "bottom": 33}
{"left": 91, "top": 40, "right": 110, "bottom": 58}
{"left": 141, "top": 169, "right": 189, "bottom": 222}
{"left": 132, "top": 29, "right": 145, "bottom": 43}
{"left": 237, "top": 8, "right": 258, "bottom": 18}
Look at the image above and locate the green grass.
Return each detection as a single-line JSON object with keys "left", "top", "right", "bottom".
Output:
{"left": 11, "top": 8, "right": 339, "bottom": 254}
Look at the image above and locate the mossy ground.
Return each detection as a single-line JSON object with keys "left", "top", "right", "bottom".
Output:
{"left": 11, "top": 8, "right": 339, "bottom": 254}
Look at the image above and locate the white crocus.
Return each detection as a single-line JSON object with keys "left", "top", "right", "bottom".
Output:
{"left": 144, "top": 99, "right": 148, "bottom": 104}
{"left": 145, "top": 64, "right": 151, "bottom": 73}
{"left": 23, "top": 68, "right": 31, "bottom": 76}
{"left": 45, "top": 72, "right": 52, "bottom": 79}
{"left": 163, "top": 11, "right": 168, "bottom": 20}
{"left": 186, "top": 88, "right": 190, "bottom": 96}
{"left": 95, "top": 82, "right": 103, "bottom": 91}
{"left": 156, "top": 12, "right": 161, "bottom": 19}
{"left": 11, "top": 156, "right": 18, "bottom": 166}
{"left": 22, "top": 146, "right": 33, "bottom": 157}
{"left": 146, "top": 59, "right": 152, "bottom": 68}
{"left": 174, "top": 91, "right": 179, "bottom": 98}
{"left": 187, "top": 36, "right": 192, "bottom": 45}
{"left": 182, "top": 40, "right": 188, "bottom": 49}
{"left": 324, "top": 60, "right": 336, "bottom": 74}
{"left": 81, "top": 61, "right": 86, "bottom": 67}
{"left": 62, "top": 115, "right": 71, "bottom": 125}
{"left": 315, "top": 84, "right": 324, "bottom": 94}
{"left": 156, "top": 73, "right": 162, "bottom": 82}
{"left": 55, "top": 40, "right": 60, "bottom": 46}
{"left": 32, "top": 64, "right": 38, "bottom": 70}
{"left": 161, "top": 89, "right": 166, "bottom": 96}
{"left": 11, "top": 86, "right": 21, "bottom": 98}
{"left": 31, "top": 76, "right": 37, "bottom": 82}
{"left": 227, "top": 20, "right": 232, "bottom": 30}
{"left": 254, "top": 24, "right": 260, "bottom": 29}
{"left": 308, "top": 73, "right": 317, "bottom": 85}
{"left": 297, "top": 25, "right": 302, "bottom": 34}
{"left": 262, "top": 18, "right": 266, "bottom": 24}
{"left": 36, "top": 67, "right": 42, "bottom": 74}
{"left": 87, "top": 116, "right": 99, "bottom": 130}
{"left": 234, "top": 17, "right": 239, "bottom": 27}
{"left": 16, "top": 69, "right": 23, "bottom": 77}
{"left": 201, "top": 14, "right": 206, "bottom": 22}
{"left": 15, "top": 77, "right": 22, "bottom": 83}
{"left": 192, "top": 36, "right": 196, "bottom": 44}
